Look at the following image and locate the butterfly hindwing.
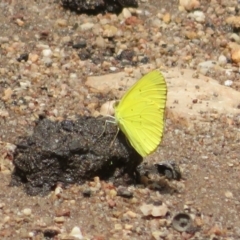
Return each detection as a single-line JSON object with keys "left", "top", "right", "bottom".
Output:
{"left": 114, "top": 70, "right": 167, "bottom": 157}
{"left": 115, "top": 99, "right": 165, "bottom": 157}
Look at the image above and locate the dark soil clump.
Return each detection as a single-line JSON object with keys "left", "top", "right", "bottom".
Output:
{"left": 11, "top": 116, "right": 142, "bottom": 196}
{"left": 61, "top": 0, "right": 138, "bottom": 14}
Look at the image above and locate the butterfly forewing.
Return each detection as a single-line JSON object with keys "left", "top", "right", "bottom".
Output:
{"left": 118, "top": 70, "right": 167, "bottom": 109}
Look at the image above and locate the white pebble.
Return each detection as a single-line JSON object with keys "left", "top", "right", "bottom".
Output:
{"left": 42, "top": 49, "right": 52, "bottom": 58}
{"left": 36, "top": 44, "right": 50, "bottom": 49}
{"left": 224, "top": 80, "right": 233, "bottom": 86}
{"left": 225, "top": 191, "right": 233, "bottom": 198}
{"left": 28, "top": 102, "right": 35, "bottom": 109}
{"left": 136, "top": 9, "right": 150, "bottom": 16}
{"left": 230, "top": 33, "right": 240, "bottom": 43}
{"left": 70, "top": 73, "right": 78, "bottom": 79}
{"left": 189, "top": 11, "right": 205, "bottom": 23}
{"left": 122, "top": 8, "right": 132, "bottom": 19}
{"left": 20, "top": 81, "right": 31, "bottom": 89}
{"left": 55, "top": 186, "right": 62, "bottom": 196}
{"left": 28, "top": 232, "right": 35, "bottom": 237}
{"left": 52, "top": 108, "right": 58, "bottom": 117}
{"left": 80, "top": 23, "right": 94, "bottom": 31}
{"left": 69, "top": 226, "right": 83, "bottom": 239}
{"left": 218, "top": 55, "right": 227, "bottom": 66}
{"left": 22, "top": 208, "right": 32, "bottom": 216}
{"left": 109, "top": 66, "right": 117, "bottom": 71}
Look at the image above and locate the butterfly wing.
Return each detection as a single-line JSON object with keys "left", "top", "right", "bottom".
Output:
{"left": 114, "top": 70, "right": 167, "bottom": 157}
{"left": 118, "top": 70, "right": 167, "bottom": 109}
{"left": 116, "top": 98, "right": 165, "bottom": 157}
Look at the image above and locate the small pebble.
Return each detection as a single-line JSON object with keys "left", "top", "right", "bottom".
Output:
{"left": 42, "top": 49, "right": 52, "bottom": 58}
{"left": 225, "top": 191, "right": 233, "bottom": 198}
{"left": 192, "top": 11, "right": 205, "bottom": 23}
{"left": 55, "top": 18, "right": 67, "bottom": 27}
{"left": 179, "top": 0, "right": 200, "bottom": 11}
{"left": 69, "top": 226, "right": 83, "bottom": 239}
{"left": 218, "top": 55, "right": 227, "bottom": 66}
{"left": 231, "top": 49, "right": 240, "bottom": 63}
{"left": 28, "top": 53, "right": 39, "bottom": 62}
{"left": 55, "top": 186, "right": 63, "bottom": 196}
{"left": 103, "top": 25, "right": 118, "bottom": 37}
{"left": 224, "top": 80, "right": 233, "bottom": 86}
{"left": 163, "top": 13, "right": 171, "bottom": 24}
{"left": 16, "top": 18, "right": 24, "bottom": 26}
{"left": 117, "top": 187, "right": 133, "bottom": 198}
{"left": 80, "top": 23, "right": 94, "bottom": 31}
{"left": 54, "top": 216, "right": 65, "bottom": 223}
{"left": 125, "top": 224, "right": 133, "bottom": 230}
{"left": 114, "top": 223, "right": 123, "bottom": 230}
{"left": 230, "top": 33, "right": 240, "bottom": 43}
{"left": 110, "top": 66, "right": 117, "bottom": 71}
{"left": 22, "top": 208, "right": 32, "bottom": 216}
{"left": 122, "top": 8, "right": 132, "bottom": 19}
{"left": 125, "top": 210, "right": 137, "bottom": 218}
{"left": 95, "top": 36, "right": 106, "bottom": 48}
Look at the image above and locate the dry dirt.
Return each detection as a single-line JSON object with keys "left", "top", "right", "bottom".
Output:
{"left": 0, "top": 0, "right": 240, "bottom": 239}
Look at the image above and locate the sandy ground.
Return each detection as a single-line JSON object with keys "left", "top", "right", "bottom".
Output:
{"left": 0, "top": 0, "right": 240, "bottom": 239}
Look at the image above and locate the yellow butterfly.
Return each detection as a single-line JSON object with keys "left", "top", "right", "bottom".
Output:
{"left": 114, "top": 70, "right": 167, "bottom": 157}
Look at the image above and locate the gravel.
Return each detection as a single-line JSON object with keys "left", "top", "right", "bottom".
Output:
{"left": 0, "top": 0, "right": 240, "bottom": 239}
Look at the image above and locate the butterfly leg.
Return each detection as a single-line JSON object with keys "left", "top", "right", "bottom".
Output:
{"left": 98, "top": 118, "right": 116, "bottom": 139}
{"left": 109, "top": 127, "right": 119, "bottom": 148}
{"left": 98, "top": 120, "right": 108, "bottom": 139}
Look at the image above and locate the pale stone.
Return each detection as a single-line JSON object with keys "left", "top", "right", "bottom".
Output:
{"left": 86, "top": 68, "right": 240, "bottom": 128}
{"left": 179, "top": 0, "right": 200, "bottom": 11}
{"left": 225, "top": 191, "right": 233, "bottom": 198}
{"left": 164, "top": 68, "right": 240, "bottom": 126}
{"left": 69, "top": 226, "right": 83, "bottom": 239}
{"left": 122, "top": 8, "right": 132, "bottom": 19}
{"left": 22, "top": 208, "right": 32, "bottom": 216}
{"left": 55, "top": 18, "right": 67, "bottom": 27}
{"left": 80, "top": 23, "right": 94, "bottom": 31}
{"left": 42, "top": 49, "right": 52, "bottom": 58}
{"left": 95, "top": 36, "right": 106, "bottom": 48}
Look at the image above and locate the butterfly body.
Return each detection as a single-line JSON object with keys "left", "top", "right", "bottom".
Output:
{"left": 114, "top": 70, "right": 167, "bottom": 157}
